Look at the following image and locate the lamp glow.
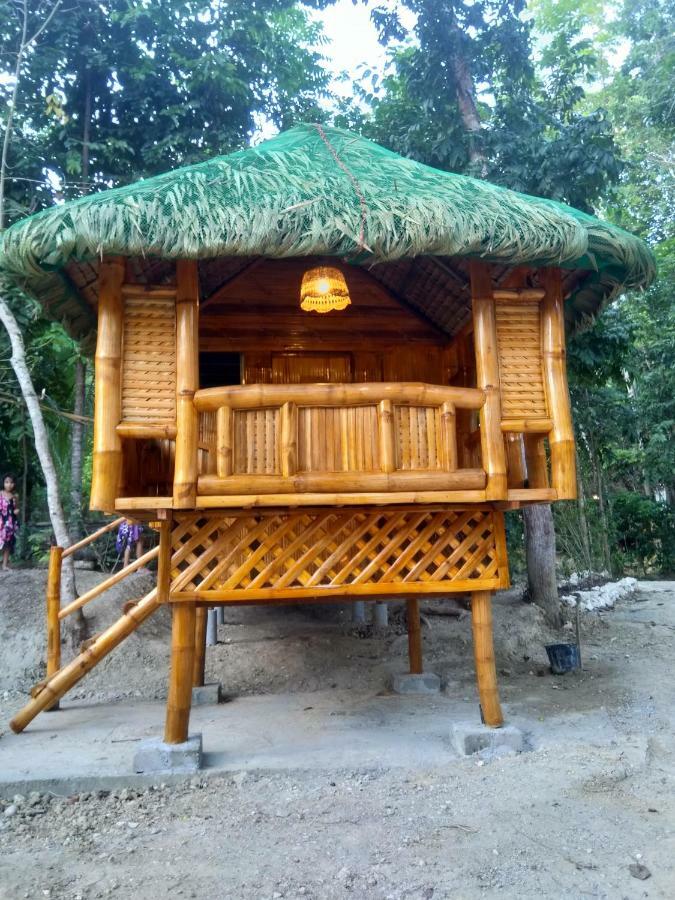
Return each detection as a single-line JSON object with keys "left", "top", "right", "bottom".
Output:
{"left": 300, "top": 266, "right": 351, "bottom": 313}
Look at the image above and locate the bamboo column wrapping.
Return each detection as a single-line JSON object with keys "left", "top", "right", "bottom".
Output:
{"left": 378, "top": 399, "right": 395, "bottom": 473}
{"left": 173, "top": 259, "right": 200, "bottom": 508}
{"left": 406, "top": 597, "right": 423, "bottom": 675}
{"left": 280, "top": 401, "right": 298, "bottom": 477}
{"left": 505, "top": 433, "right": 526, "bottom": 488}
{"left": 470, "top": 591, "right": 504, "bottom": 727}
{"left": 10, "top": 588, "right": 160, "bottom": 734}
{"left": 192, "top": 606, "right": 207, "bottom": 687}
{"left": 216, "top": 406, "right": 233, "bottom": 477}
{"left": 470, "top": 262, "right": 507, "bottom": 500}
{"left": 90, "top": 257, "right": 125, "bottom": 511}
{"left": 524, "top": 434, "right": 549, "bottom": 488}
{"left": 164, "top": 603, "right": 197, "bottom": 744}
{"left": 541, "top": 268, "right": 577, "bottom": 499}
{"left": 46, "top": 545, "right": 62, "bottom": 710}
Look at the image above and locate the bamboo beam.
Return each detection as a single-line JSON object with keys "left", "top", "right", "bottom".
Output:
{"left": 540, "top": 268, "right": 577, "bottom": 499}
{"left": 10, "top": 589, "right": 159, "bottom": 734}
{"left": 164, "top": 603, "right": 197, "bottom": 744}
{"left": 91, "top": 257, "right": 125, "bottom": 512}
{"left": 378, "top": 399, "right": 395, "bottom": 473}
{"left": 280, "top": 401, "right": 298, "bottom": 477}
{"left": 192, "top": 607, "right": 207, "bottom": 688}
{"left": 406, "top": 597, "right": 423, "bottom": 675}
{"left": 173, "top": 259, "right": 200, "bottom": 508}
{"left": 470, "top": 262, "right": 508, "bottom": 500}
{"left": 196, "top": 489, "right": 487, "bottom": 508}
{"left": 470, "top": 590, "right": 503, "bottom": 727}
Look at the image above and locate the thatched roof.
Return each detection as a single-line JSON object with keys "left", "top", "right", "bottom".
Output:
{"left": 0, "top": 123, "right": 655, "bottom": 345}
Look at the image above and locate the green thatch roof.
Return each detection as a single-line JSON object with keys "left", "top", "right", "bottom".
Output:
{"left": 0, "top": 123, "right": 655, "bottom": 340}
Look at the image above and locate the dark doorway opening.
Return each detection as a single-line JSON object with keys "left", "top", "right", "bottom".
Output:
{"left": 199, "top": 352, "right": 241, "bottom": 388}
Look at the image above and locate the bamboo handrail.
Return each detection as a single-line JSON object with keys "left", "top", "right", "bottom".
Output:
{"left": 195, "top": 381, "right": 486, "bottom": 412}
{"left": 58, "top": 545, "right": 159, "bottom": 619}
{"left": 62, "top": 517, "right": 126, "bottom": 558}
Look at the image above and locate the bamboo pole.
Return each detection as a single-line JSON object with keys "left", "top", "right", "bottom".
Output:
{"left": 470, "top": 590, "right": 503, "bottom": 727}
{"left": 378, "top": 399, "right": 395, "bottom": 473}
{"left": 470, "top": 262, "right": 507, "bottom": 500}
{"left": 192, "top": 606, "right": 207, "bottom": 687}
{"left": 280, "top": 401, "right": 298, "bottom": 477}
{"left": 62, "top": 517, "right": 125, "bottom": 558}
{"left": 440, "top": 401, "right": 457, "bottom": 471}
{"left": 406, "top": 597, "right": 423, "bottom": 675}
{"left": 541, "top": 268, "right": 577, "bottom": 499}
{"left": 91, "top": 257, "right": 125, "bottom": 512}
{"left": 216, "top": 406, "right": 233, "bottom": 478}
{"left": 164, "top": 603, "right": 197, "bottom": 744}
{"left": 45, "top": 545, "right": 62, "bottom": 710}
{"left": 173, "top": 259, "right": 200, "bottom": 508}
{"left": 10, "top": 588, "right": 159, "bottom": 734}
{"left": 524, "top": 434, "right": 549, "bottom": 488}
{"left": 505, "top": 433, "right": 526, "bottom": 489}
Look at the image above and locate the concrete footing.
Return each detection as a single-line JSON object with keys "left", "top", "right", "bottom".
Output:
{"left": 352, "top": 601, "right": 366, "bottom": 624}
{"left": 206, "top": 608, "right": 218, "bottom": 646}
{"left": 192, "top": 682, "right": 223, "bottom": 706}
{"left": 390, "top": 672, "right": 441, "bottom": 695}
{"left": 373, "top": 601, "right": 389, "bottom": 629}
{"left": 450, "top": 720, "right": 524, "bottom": 757}
{"left": 133, "top": 733, "right": 203, "bottom": 774}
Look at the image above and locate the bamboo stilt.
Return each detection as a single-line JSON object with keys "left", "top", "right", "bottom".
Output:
{"left": 10, "top": 588, "right": 160, "bottom": 734}
{"left": 173, "top": 259, "right": 200, "bottom": 508}
{"left": 470, "top": 262, "right": 507, "bottom": 501}
{"left": 164, "top": 603, "right": 197, "bottom": 744}
{"left": 541, "top": 268, "right": 576, "bottom": 499}
{"left": 406, "top": 597, "right": 423, "bottom": 675}
{"left": 470, "top": 590, "right": 503, "bottom": 727}
{"left": 91, "top": 257, "right": 125, "bottom": 512}
{"left": 46, "top": 545, "right": 62, "bottom": 711}
{"left": 192, "top": 606, "right": 207, "bottom": 687}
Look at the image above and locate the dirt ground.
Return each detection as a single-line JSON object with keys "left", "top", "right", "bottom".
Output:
{"left": 0, "top": 571, "right": 674, "bottom": 899}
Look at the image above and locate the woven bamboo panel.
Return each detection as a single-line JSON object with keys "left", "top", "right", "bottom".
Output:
{"left": 395, "top": 406, "right": 442, "bottom": 470}
{"left": 495, "top": 302, "right": 548, "bottom": 419}
{"left": 233, "top": 408, "right": 279, "bottom": 474}
{"left": 298, "top": 406, "right": 378, "bottom": 472}
{"left": 122, "top": 294, "right": 176, "bottom": 424}
{"left": 168, "top": 507, "right": 507, "bottom": 599}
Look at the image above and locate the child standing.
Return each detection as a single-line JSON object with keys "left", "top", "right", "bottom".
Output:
{"left": 0, "top": 474, "right": 19, "bottom": 571}
{"left": 116, "top": 518, "right": 144, "bottom": 569}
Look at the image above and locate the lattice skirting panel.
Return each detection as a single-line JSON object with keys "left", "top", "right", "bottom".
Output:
{"left": 168, "top": 506, "right": 509, "bottom": 603}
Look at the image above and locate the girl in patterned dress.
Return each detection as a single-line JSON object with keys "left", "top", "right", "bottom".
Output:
{"left": 116, "top": 518, "right": 144, "bottom": 569}
{"left": 0, "top": 474, "right": 19, "bottom": 571}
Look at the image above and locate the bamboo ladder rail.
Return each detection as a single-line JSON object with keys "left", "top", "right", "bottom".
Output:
{"left": 11, "top": 520, "right": 171, "bottom": 735}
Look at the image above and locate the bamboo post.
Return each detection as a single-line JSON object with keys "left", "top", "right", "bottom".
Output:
{"left": 192, "top": 606, "right": 207, "bottom": 687}
{"left": 215, "top": 406, "right": 233, "bottom": 477}
{"left": 440, "top": 401, "right": 457, "bottom": 471}
{"left": 10, "top": 588, "right": 160, "bottom": 734}
{"left": 505, "top": 433, "right": 526, "bottom": 489}
{"left": 378, "top": 398, "right": 395, "bottom": 473}
{"left": 280, "top": 401, "right": 298, "bottom": 477}
{"left": 46, "top": 545, "right": 62, "bottom": 710}
{"left": 470, "top": 590, "right": 503, "bottom": 727}
{"left": 406, "top": 597, "right": 423, "bottom": 675}
{"left": 524, "top": 434, "right": 549, "bottom": 488}
{"left": 90, "top": 257, "right": 124, "bottom": 512}
{"left": 470, "top": 262, "right": 507, "bottom": 500}
{"left": 164, "top": 603, "right": 197, "bottom": 744}
{"left": 173, "top": 259, "right": 200, "bottom": 508}
{"left": 541, "top": 268, "right": 576, "bottom": 499}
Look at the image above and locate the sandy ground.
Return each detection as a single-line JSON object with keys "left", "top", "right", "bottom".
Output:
{"left": 0, "top": 571, "right": 674, "bottom": 898}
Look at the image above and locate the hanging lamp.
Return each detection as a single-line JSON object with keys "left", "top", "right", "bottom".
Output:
{"left": 300, "top": 266, "right": 351, "bottom": 313}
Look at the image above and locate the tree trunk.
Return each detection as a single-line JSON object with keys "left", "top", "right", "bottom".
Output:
{"left": 523, "top": 503, "right": 561, "bottom": 626}
{"left": 448, "top": 12, "right": 484, "bottom": 166}
{"left": 69, "top": 357, "right": 85, "bottom": 542}
{"left": 576, "top": 464, "right": 593, "bottom": 572}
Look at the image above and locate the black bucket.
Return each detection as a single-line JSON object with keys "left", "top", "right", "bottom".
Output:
{"left": 545, "top": 642, "right": 581, "bottom": 674}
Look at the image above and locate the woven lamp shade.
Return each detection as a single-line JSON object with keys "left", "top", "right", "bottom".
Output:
{"left": 300, "top": 266, "right": 351, "bottom": 313}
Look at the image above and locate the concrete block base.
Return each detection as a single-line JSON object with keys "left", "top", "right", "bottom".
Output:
{"left": 390, "top": 672, "right": 441, "bottom": 695}
{"left": 450, "top": 720, "right": 524, "bottom": 757}
{"left": 133, "top": 733, "right": 203, "bottom": 774}
{"left": 191, "top": 682, "right": 223, "bottom": 706}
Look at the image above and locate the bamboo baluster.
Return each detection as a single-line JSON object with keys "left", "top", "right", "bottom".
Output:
{"left": 216, "top": 406, "right": 233, "bottom": 478}
{"left": 192, "top": 606, "right": 207, "bottom": 687}
{"left": 406, "top": 597, "right": 423, "bottom": 675}
{"left": 46, "top": 545, "right": 62, "bottom": 711}
{"left": 440, "top": 401, "right": 457, "bottom": 471}
{"left": 470, "top": 590, "right": 504, "bottom": 727}
{"left": 280, "top": 401, "right": 298, "bottom": 477}
{"left": 505, "top": 433, "right": 526, "bottom": 489}
{"left": 173, "top": 259, "right": 200, "bottom": 508}
{"left": 378, "top": 399, "right": 395, "bottom": 473}
{"left": 164, "top": 603, "right": 197, "bottom": 744}
{"left": 470, "top": 262, "right": 507, "bottom": 500}
{"left": 11, "top": 588, "right": 160, "bottom": 734}
{"left": 524, "top": 434, "right": 549, "bottom": 488}
{"left": 541, "top": 268, "right": 577, "bottom": 499}
{"left": 91, "top": 257, "right": 125, "bottom": 511}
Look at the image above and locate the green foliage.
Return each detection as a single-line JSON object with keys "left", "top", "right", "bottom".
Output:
{"left": 612, "top": 491, "right": 675, "bottom": 574}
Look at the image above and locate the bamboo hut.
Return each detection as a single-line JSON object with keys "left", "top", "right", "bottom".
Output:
{"left": 1, "top": 124, "right": 654, "bottom": 745}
